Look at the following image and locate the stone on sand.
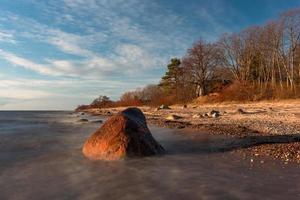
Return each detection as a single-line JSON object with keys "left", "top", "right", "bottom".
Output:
{"left": 192, "top": 114, "right": 203, "bottom": 118}
{"left": 237, "top": 108, "right": 246, "bottom": 114}
{"left": 165, "top": 114, "right": 182, "bottom": 120}
{"left": 156, "top": 105, "right": 171, "bottom": 111}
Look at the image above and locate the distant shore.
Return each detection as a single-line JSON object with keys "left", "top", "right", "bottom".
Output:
{"left": 77, "top": 99, "right": 300, "bottom": 163}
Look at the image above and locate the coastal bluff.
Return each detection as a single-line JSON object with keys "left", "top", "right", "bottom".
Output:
{"left": 82, "top": 107, "right": 165, "bottom": 161}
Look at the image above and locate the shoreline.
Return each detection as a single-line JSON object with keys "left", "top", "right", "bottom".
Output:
{"left": 78, "top": 99, "right": 300, "bottom": 163}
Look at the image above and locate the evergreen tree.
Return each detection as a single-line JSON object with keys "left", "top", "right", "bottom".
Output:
{"left": 159, "top": 58, "right": 182, "bottom": 96}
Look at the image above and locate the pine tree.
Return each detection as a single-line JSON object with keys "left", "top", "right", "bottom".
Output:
{"left": 159, "top": 58, "right": 182, "bottom": 96}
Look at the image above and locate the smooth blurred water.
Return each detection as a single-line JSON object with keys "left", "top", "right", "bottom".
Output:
{"left": 0, "top": 111, "right": 300, "bottom": 200}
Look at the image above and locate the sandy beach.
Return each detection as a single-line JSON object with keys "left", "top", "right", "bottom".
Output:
{"left": 79, "top": 99, "right": 300, "bottom": 163}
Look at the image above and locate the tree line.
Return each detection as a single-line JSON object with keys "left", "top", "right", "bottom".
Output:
{"left": 78, "top": 7, "right": 300, "bottom": 110}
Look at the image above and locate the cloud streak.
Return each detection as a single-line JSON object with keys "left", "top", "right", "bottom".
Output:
{"left": 0, "top": 30, "right": 16, "bottom": 43}
{"left": 0, "top": 49, "right": 62, "bottom": 76}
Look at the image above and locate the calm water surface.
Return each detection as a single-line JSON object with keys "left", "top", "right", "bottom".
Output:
{"left": 0, "top": 111, "right": 300, "bottom": 200}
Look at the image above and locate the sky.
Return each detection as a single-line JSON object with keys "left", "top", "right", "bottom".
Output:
{"left": 0, "top": 0, "right": 300, "bottom": 110}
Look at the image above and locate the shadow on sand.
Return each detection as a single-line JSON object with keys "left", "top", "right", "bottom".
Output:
{"left": 165, "top": 134, "right": 300, "bottom": 155}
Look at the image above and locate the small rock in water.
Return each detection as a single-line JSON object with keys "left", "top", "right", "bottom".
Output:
{"left": 177, "top": 125, "right": 185, "bottom": 129}
{"left": 91, "top": 119, "right": 103, "bottom": 123}
{"left": 78, "top": 118, "right": 89, "bottom": 122}
{"left": 166, "top": 114, "right": 182, "bottom": 120}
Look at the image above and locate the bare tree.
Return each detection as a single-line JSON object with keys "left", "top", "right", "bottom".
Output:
{"left": 279, "top": 8, "right": 300, "bottom": 91}
{"left": 182, "top": 40, "right": 221, "bottom": 96}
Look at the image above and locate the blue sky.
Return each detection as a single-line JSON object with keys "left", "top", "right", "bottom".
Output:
{"left": 0, "top": 0, "right": 300, "bottom": 110}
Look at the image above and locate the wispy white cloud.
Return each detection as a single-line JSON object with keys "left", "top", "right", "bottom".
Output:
{"left": 46, "top": 29, "right": 104, "bottom": 57}
{"left": 48, "top": 36, "right": 93, "bottom": 58}
{"left": 0, "top": 30, "right": 16, "bottom": 43}
{"left": 0, "top": 49, "right": 62, "bottom": 76}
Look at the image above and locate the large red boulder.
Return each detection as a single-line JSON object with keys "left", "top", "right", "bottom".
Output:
{"left": 82, "top": 107, "right": 165, "bottom": 160}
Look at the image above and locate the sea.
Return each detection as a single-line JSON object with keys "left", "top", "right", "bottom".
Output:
{"left": 0, "top": 111, "right": 300, "bottom": 200}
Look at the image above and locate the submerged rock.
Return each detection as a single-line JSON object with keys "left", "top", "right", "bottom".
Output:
{"left": 91, "top": 119, "right": 103, "bottom": 123}
{"left": 82, "top": 107, "right": 165, "bottom": 161}
{"left": 78, "top": 118, "right": 89, "bottom": 122}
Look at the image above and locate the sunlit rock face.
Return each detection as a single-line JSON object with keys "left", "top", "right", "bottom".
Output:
{"left": 82, "top": 107, "right": 165, "bottom": 161}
